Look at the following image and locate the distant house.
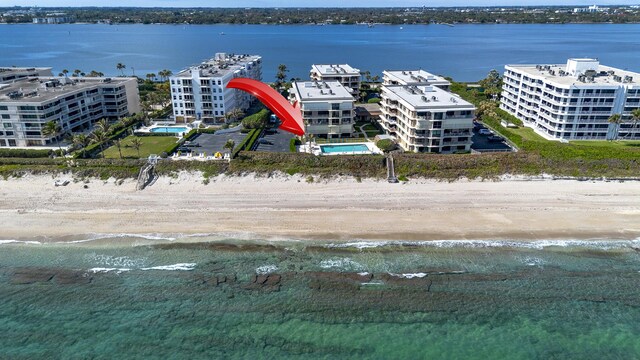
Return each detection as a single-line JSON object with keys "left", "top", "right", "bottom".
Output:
{"left": 382, "top": 70, "right": 451, "bottom": 91}
{"left": 310, "top": 64, "right": 361, "bottom": 98}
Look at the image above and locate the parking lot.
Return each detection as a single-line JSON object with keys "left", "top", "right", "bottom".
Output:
{"left": 182, "top": 131, "right": 247, "bottom": 155}
{"left": 471, "top": 122, "right": 513, "bottom": 152}
{"left": 253, "top": 127, "right": 295, "bottom": 152}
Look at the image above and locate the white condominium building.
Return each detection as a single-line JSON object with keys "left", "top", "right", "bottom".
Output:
{"left": 310, "top": 64, "right": 361, "bottom": 97}
{"left": 382, "top": 70, "right": 451, "bottom": 90}
{"left": 170, "top": 53, "right": 262, "bottom": 123}
{"left": 289, "top": 81, "right": 355, "bottom": 138}
{"left": 501, "top": 58, "right": 640, "bottom": 140}
{"left": 0, "top": 67, "right": 53, "bottom": 83}
{"left": 379, "top": 85, "right": 475, "bottom": 154}
{"left": 0, "top": 76, "right": 140, "bottom": 147}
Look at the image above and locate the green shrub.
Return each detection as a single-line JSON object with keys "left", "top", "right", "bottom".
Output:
{"left": 242, "top": 109, "right": 271, "bottom": 129}
{"left": 289, "top": 138, "right": 301, "bottom": 152}
{"left": 376, "top": 139, "right": 396, "bottom": 152}
{"left": 367, "top": 98, "right": 381, "bottom": 104}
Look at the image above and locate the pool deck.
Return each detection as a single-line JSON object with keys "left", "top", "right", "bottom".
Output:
{"left": 300, "top": 142, "right": 382, "bottom": 156}
{"left": 136, "top": 123, "right": 196, "bottom": 137}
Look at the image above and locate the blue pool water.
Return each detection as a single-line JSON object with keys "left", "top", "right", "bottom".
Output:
{"left": 321, "top": 144, "right": 371, "bottom": 154}
{"left": 150, "top": 127, "right": 189, "bottom": 133}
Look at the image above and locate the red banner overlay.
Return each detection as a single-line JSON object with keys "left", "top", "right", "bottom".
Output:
{"left": 226, "top": 78, "right": 305, "bottom": 136}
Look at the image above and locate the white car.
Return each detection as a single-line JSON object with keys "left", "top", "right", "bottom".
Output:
{"left": 478, "top": 129, "right": 493, "bottom": 135}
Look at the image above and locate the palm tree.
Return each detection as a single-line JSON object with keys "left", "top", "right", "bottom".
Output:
{"left": 608, "top": 113, "right": 622, "bottom": 141}
{"left": 62, "top": 69, "right": 69, "bottom": 77}
{"left": 627, "top": 108, "right": 640, "bottom": 140}
{"left": 91, "top": 130, "right": 109, "bottom": 158}
{"left": 42, "top": 121, "right": 63, "bottom": 155}
{"left": 73, "top": 69, "right": 82, "bottom": 77}
{"left": 275, "top": 64, "right": 288, "bottom": 90}
{"left": 158, "top": 69, "right": 172, "bottom": 81}
{"left": 96, "top": 118, "right": 111, "bottom": 135}
{"left": 146, "top": 73, "right": 156, "bottom": 82}
{"left": 71, "top": 133, "right": 90, "bottom": 158}
{"left": 114, "top": 139, "right": 123, "bottom": 159}
{"left": 223, "top": 139, "right": 235, "bottom": 153}
{"left": 131, "top": 137, "right": 143, "bottom": 158}
{"left": 116, "top": 63, "right": 126, "bottom": 76}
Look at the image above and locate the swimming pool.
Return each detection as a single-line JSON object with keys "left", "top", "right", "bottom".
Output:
{"left": 320, "top": 144, "right": 371, "bottom": 154}
{"left": 150, "top": 127, "right": 189, "bottom": 133}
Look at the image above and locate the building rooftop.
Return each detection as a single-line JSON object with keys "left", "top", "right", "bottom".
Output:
{"left": 383, "top": 70, "right": 450, "bottom": 87}
{"left": 311, "top": 64, "right": 360, "bottom": 76}
{"left": 383, "top": 85, "right": 474, "bottom": 110}
{"left": 174, "top": 53, "right": 261, "bottom": 79}
{"left": 0, "top": 77, "right": 133, "bottom": 103}
{"left": 0, "top": 67, "right": 53, "bottom": 82}
{"left": 291, "top": 81, "right": 354, "bottom": 101}
{"left": 506, "top": 59, "right": 640, "bottom": 87}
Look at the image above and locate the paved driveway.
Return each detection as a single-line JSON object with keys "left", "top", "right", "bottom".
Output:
{"left": 254, "top": 128, "right": 295, "bottom": 152}
{"left": 471, "top": 124, "right": 512, "bottom": 152}
{"left": 188, "top": 131, "right": 247, "bottom": 155}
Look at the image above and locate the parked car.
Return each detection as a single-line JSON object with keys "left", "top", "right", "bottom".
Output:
{"left": 184, "top": 142, "right": 200, "bottom": 147}
{"left": 258, "top": 138, "right": 273, "bottom": 145}
{"left": 478, "top": 129, "right": 493, "bottom": 135}
{"left": 487, "top": 135, "right": 504, "bottom": 142}
{"left": 176, "top": 147, "right": 192, "bottom": 153}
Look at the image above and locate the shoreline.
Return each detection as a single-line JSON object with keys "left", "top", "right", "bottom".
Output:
{"left": 1, "top": 173, "right": 639, "bottom": 243}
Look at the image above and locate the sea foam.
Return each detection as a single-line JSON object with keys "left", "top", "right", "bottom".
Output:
{"left": 140, "top": 263, "right": 197, "bottom": 271}
{"left": 325, "top": 239, "right": 640, "bottom": 251}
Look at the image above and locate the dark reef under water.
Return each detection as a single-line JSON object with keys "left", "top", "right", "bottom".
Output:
{"left": 1, "top": 238, "right": 639, "bottom": 359}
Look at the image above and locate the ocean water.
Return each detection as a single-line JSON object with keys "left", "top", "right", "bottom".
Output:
{"left": 1, "top": 236, "right": 639, "bottom": 358}
{"left": 1, "top": 23, "right": 639, "bottom": 81}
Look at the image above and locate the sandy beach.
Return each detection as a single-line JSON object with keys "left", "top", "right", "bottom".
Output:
{"left": 1, "top": 172, "right": 639, "bottom": 242}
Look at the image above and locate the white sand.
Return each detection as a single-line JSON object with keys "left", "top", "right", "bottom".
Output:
{"left": 1, "top": 172, "right": 639, "bottom": 242}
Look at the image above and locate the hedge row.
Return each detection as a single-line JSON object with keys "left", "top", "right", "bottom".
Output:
{"left": 0, "top": 148, "right": 53, "bottom": 158}
{"left": 232, "top": 129, "right": 261, "bottom": 158}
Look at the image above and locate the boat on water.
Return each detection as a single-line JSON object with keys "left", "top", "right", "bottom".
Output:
{"left": 220, "top": 32, "right": 225, "bottom": 35}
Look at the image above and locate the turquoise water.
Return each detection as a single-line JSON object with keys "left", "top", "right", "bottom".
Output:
{"left": 321, "top": 144, "right": 370, "bottom": 153}
{"left": 1, "top": 237, "right": 640, "bottom": 358}
{"left": 1, "top": 24, "right": 639, "bottom": 81}
{"left": 150, "top": 126, "right": 188, "bottom": 133}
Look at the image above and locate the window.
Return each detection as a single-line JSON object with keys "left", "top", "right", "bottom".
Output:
{"left": 1, "top": 114, "right": 9, "bottom": 119}
{"left": 3, "top": 123, "right": 12, "bottom": 129}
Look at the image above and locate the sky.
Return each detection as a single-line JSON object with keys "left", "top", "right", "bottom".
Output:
{"left": 3, "top": 1, "right": 640, "bottom": 7}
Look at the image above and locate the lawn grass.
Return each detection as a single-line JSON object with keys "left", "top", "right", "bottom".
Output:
{"left": 102, "top": 135, "right": 178, "bottom": 159}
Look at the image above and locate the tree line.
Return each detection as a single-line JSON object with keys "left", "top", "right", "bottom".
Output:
{"left": 2, "top": 7, "right": 640, "bottom": 25}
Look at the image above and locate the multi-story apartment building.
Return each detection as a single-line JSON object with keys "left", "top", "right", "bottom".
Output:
{"left": 0, "top": 67, "right": 52, "bottom": 83}
{"left": 379, "top": 85, "right": 475, "bottom": 153}
{"left": 310, "top": 64, "right": 360, "bottom": 98}
{"left": 289, "top": 81, "right": 355, "bottom": 138}
{"left": 170, "top": 53, "right": 262, "bottom": 123}
{"left": 501, "top": 58, "right": 640, "bottom": 140}
{"left": 382, "top": 70, "right": 450, "bottom": 90}
{"left": 0, "top": 76, "right": 140, "bottom": 147}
